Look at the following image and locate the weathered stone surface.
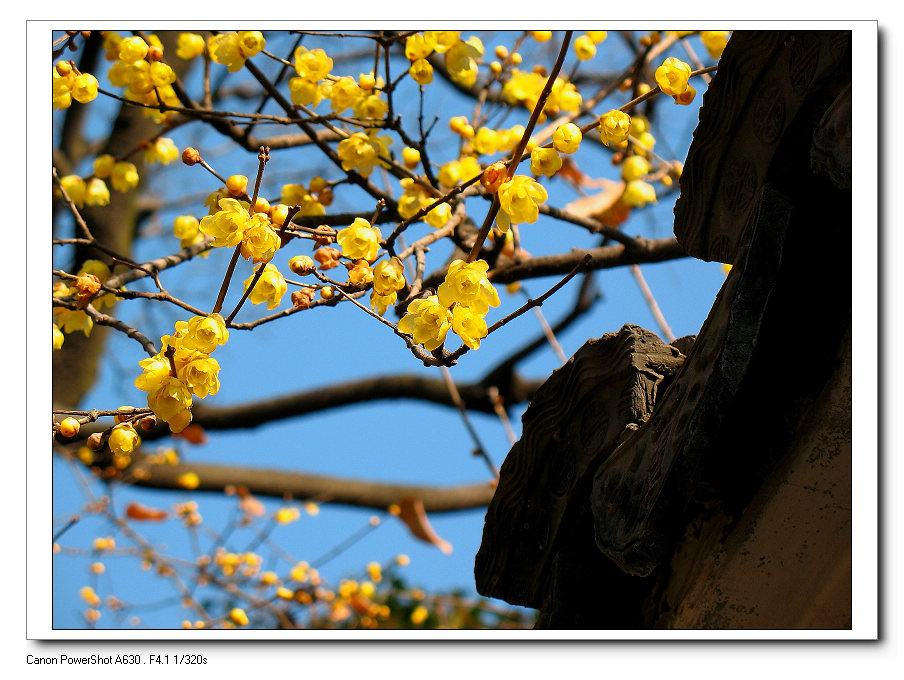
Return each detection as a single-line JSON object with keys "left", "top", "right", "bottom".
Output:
{"left": 673, "top": 30, "right": 851, "bottom": 264}
{"left": 475, "top": 325, "right": 686, "bottom": 607}
{"left": 592, "top": 184, "right": 794, "bottom": 577}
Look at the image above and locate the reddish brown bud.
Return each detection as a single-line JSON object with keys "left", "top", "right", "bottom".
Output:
{"left": 87, "top": 432, "right": 104, "bottom": 451}
{"left": 182, "top": 147, "right": 201, "bottom": 166}
{"left": 140, "top": 415, "right": 157, "bottom": 431}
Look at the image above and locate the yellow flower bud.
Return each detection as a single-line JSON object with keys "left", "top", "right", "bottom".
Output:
{"left": 226, "top": 174, "right": 248, "bottom": 197}
{"left": 59, "top": 417, "right": 80, "bottom": 438}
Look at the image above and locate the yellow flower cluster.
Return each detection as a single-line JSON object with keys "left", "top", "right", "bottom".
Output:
{"left": 397, "top": 178, "right": 451, "bottom": 228}
{"left": 134, "top": 314, "right": 228, "bottom": 433}
{"left": 52, "top": 62, "right": 98, "bottom": 110}
{"left": 399, "top": 259, "right": 500, "bottom": 351}
{"left": 53, "top": 260, "right": 122, "bottom": 340}
{"left": 102, "top": 32, "right": 180, "bottom": 124}
{"left": 58, "top": 174, "right": 110, "bottom": 208}
{"left": 94, "top": 154, "right": 140, "bottom": 193}
{"left": 199, "top": 195, "right": 282, "bottom": 264}
{"left": 437, "top": 155, "right": 482, "bottom": 188}
{"left": 501, "top": 70, "right": 582, "bottom": 117}
{"left": 337, "top": 131, "right": 393, "bottom": 178}
{"left": 142, "top": 137, "right": 180, "bottom": 165}
{"left": 207, "top": 31, "right": 266, "bottom": 73}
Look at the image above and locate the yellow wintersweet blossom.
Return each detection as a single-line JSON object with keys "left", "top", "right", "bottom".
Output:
{"left": 118, "top": 36, "right": 149, "bottom": 64}
{"left": 437, "top": 259, "right": 500, "bottom": 317}
{"left": 337, "top": 131, "right": 392, "bottom": 178}
{"left": 85, "top": 178, "right": 110, "bottom": 207}
{"left": 410, "top": 605, "right": 429, "bottom": 625}
{"left": 79, "top": 586, "right": 101, "bottom": 607}
{"left": 108, "top": 423, "right": 140, "bottom": 456}
{"left": 397, "top": 178, "right": 451, "bottom": 228}
{"left": 111, "top": 161, "right": 139, "bottom": 192}
{"left": 329, "top": 76, "right": 364, "bottom": 113}
{"left": 530, "top": 147, "right": 563, "bottom": 178}
{"left": 654, "top": 57, "right": 692, "bottom": 96}
{"left": 437, "top": 155, "right": 481, "bottom": 188}
{"left": 146, "top": 376, "right": 193, "bottom": 433}
{"left": 182, "top": 314, "right": 229, "bottom": 354}
{"left": 553, "top": 123, "right": 582, "bottom": 154}
{"left": 700, "top": 31, "right": 730, "bottom": 59}
{"left": 229, "top": 608, "right": 249, "bottom": 626}
{"left": 621, "top": 155, "right": 651, "bottom": 182}
{"left": 621, "top": 180, "right": 658, "bottom": 207}
{"left": 143, "top": 137, "right": 179, "bottom": 165}
{"left": 408, "top": 58, "right": 433, "bottom": 86}
{"left": 405, "top": 33, "right": 434, "bottom": 60}
{"left": 274, "top": 507, "right": 300, "bottom": 525}
{"left": 71, "top": 73, "right": 99, "bottom": 104}
{"left": 599, "top": 109, "right": 632, "bottom": 147}
{"left": 53, "top": 324, "right": 64, "bottom": 350}
{"left": 294, "top": 46, "right": 333, "bottom": 82}
{"left": 176, "top": 33, "right": 205, "bottom": 60}
{"left": 59, "top": 175, "right": 86, "bottom": 206}
{"left": 445, "top": 37, "right": 483, "bottom": 88}
{"left": 208, "top": 32, "right": 264, "bottom": 72}
{"left": 199, "top": 197, "right": 250, "bottom": 248}
{"left": 497, "top": 175, "right": 548, "bottom": 231}
{"left": 336, "top": 218, "right": 381, "bottom": 262}
{"left": 240, "top": 213, "right": 280, "bottom": 263}
{"left": 397, "top": 296, "right": 453, "bottom": 351}
{"left": 238, "top": 31, "right": 266, "bottom": 58}
{"left": 452, "top": 304, "right": 489, "bottom": 350}
{"left": 370, "top": 291, "right": 397, "bottom": 316}
{"left": 176, "top": 472, "right": 200, "bottom": 490}
{"left": 425, "top": 31, "right": 460, "bottom": 53}
{"left": 353, "top": 93, "right": 388, "bottom": 120}
{"left": 173, "top": 215, "right": 203, "bottom": 249}
{"left": 573, "top": 35, "right": 597, "bottom": 61}
{"left": 673, "top": 84, "right": 696, "bottom": 106}
{"left": 289, "top": 77, "right": 324, "bottom": 107}
{"left": 243, "top": 263, "right": 287, "bottom": 310}
{"left": 134, "top": 354, "right": 172, "bottom": 393}
{"left": 179, "top": 355, "right": 221, "bottom": 399}
{"left": 53, "top": 306, "right": 93, "bottom": 337}
{"left": 372, "top": 258, "right": 406, "bottom": 296}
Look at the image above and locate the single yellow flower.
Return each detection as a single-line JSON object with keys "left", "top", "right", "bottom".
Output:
{"left": 199, "top": 197, "right": 250, "bottom": 248}
{"left": 654, "top": 57, "right": 692, "bottom": 96}
{"left": 598, "top": 109, "right": 632, "bottom": 147}
{"left": 176, "top": 33, "right": 205, "bottom": 60}
{"left": 336, "top": 218, "right": 382, "bottom": 262}
{"left": 553, "top": 123, "right": 582, "bottom": 154}
{"left": 294, "top": 46, "right": 333, "bottom": 82}
{"left": 108, "top": 424, "right": 140, "bottom": 456}
{"left": 240, "top": 213, "right": 280, "bottom": 263}
{"left": 621, "top": 180, "right": 658, "bottom": 207}
{"left": 497, "top": 175, "right": 548, "bottom": 230}
{"left": 437, "top": 259, "right": 500, "bottom": 316}
{"left": 530, "top": 147, "right": 563, "bottom": 177}
{"left": 452, "top": 304, "right": 489, "bottom": 350}
{"left": 243, "top": 263, "right": 287, "bottom": 310}
{"left": 397, "top": 295, "right": 453, "bottom": 351}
